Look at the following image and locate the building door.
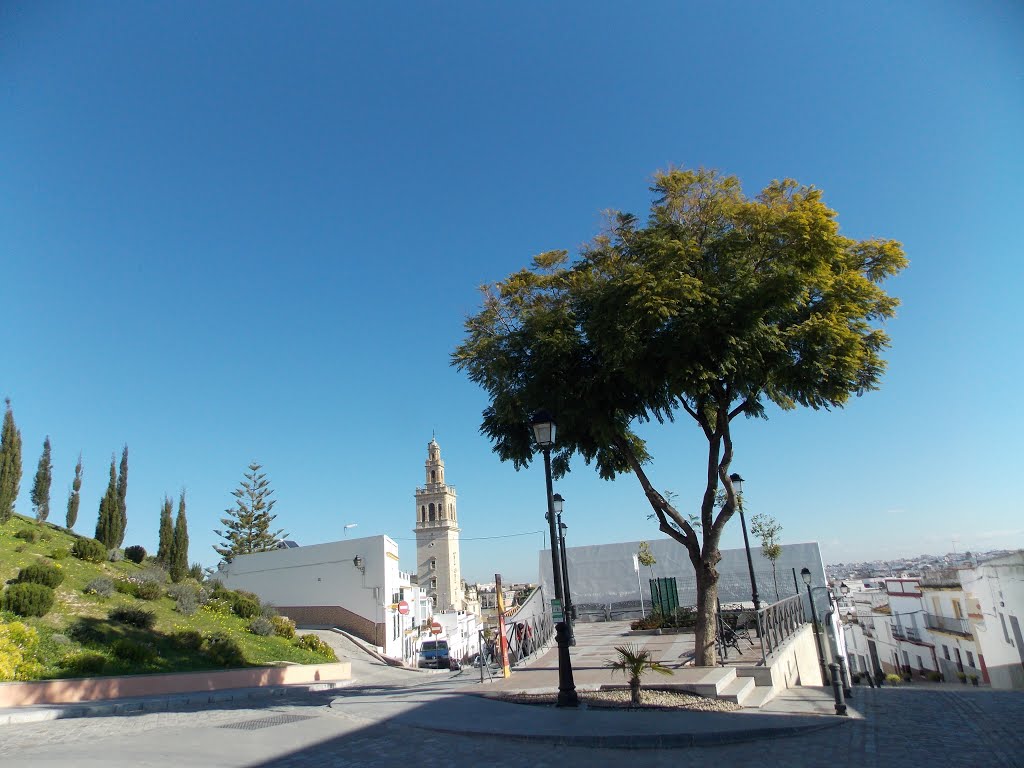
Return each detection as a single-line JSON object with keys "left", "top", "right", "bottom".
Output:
{"left": 1011, "top": 615, "right": 1024, "bottom": 668}
{"left": 868, "top": 640, "right": 880, "bottom": 677}
{"left": 954, "top": 647, "right": 963, "bottom": 673}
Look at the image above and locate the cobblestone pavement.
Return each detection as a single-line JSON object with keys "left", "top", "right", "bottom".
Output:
{"left": 1, "top": 686, "right": 1022, "bottom": 767}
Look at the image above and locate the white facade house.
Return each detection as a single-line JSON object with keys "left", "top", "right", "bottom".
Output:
{"left": 918, "top": 569, "right": 983, "bottom": 682}
{"left": 883, "top": 577, "right": 939, "bottom": 677}
{"left": 960, "top": 551, "right": 1024, "bottom": 689}
{"left": 218, "top": 534, "right": 423, "bottom": 664}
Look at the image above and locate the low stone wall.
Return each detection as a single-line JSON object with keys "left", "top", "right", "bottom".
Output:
{"left": 766, "top": 623, "right": 824, "bottom": 689}
{"left": 279, "top": 605, "right": 385, "bottom": 648}
{"left": 0, "top": 662, "right": 351, "bottom": 708}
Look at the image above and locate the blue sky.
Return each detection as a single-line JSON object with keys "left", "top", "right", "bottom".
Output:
{"left": 2, "top": 2, "right": 1022, "bottom": 582}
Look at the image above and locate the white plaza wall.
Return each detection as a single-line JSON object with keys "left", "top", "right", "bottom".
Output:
{"left": 541, "top": 539, "right": 827, "bottom": 615}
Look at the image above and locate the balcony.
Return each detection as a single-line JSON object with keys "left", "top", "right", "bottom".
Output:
{"left": 906, "top": 626, "right": 922, "bottom": 642}
{"left": 892, "top": 625, "right": 905, "bottom": 640}
{"left": 925, "top": 613, "right": 971, "bottom": 637}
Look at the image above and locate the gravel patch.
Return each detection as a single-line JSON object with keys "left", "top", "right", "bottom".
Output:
{"left": 491, "top": 689, "right": 741, "bottom": 712}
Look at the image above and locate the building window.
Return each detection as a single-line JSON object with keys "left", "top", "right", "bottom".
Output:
{"left": 429, "top": 503, "right": 435, "bottom": 521}
{"left": 431, "top": 470, "right": 436, "bottom": 483}
{"left": 430, "top": 578, "right": 437, "bottom": 590}
{"left": 430, "top": 558, "right": 436, "bottom": 570}
{"left": 421, "top": 506, "right": 425, "bottom": 523}
{"left": 943, "top": 645, "right": 950, "bottom": 660}
{"left": 967, "top": 650, "right": 975, "bottom": 668}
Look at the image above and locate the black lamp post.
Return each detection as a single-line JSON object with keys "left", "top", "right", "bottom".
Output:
{"left": 729, "top": 473, "right": 761, "bottom": 612}
{"left": 530, "top": 410, "right": 577, "bottom": 707}
{"left": 554, "top": 494, "right": 575, "bottom": 645}
{"left": 801, "top": 567, "right": 829, "bottom": 685}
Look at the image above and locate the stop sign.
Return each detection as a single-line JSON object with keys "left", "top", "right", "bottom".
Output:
{"left": 398, "top": 600, "right": 410, "bottom": 615}
{"left": 430, "top": 622, "right": 443, "bottom": 635}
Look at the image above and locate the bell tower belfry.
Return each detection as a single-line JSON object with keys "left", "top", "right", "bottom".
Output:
{"left": 414, "top": 437, "right": 464, "bottom": 612}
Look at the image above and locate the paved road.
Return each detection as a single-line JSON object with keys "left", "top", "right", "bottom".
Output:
{"left": 2, "top": 683, "right": 1022, "bottom": 767}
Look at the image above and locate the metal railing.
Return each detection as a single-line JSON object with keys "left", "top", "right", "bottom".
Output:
{"left": 906, "top": 626, "right": 922, "bottom": 642}
{"left": 755, "top": 593, "right": 807, "bottom": 664}
{"left": 925, "top": 613, "right": 971, "bottom": 636}
{"left": 892, "top": 625, "right": 906, "bottom": 640}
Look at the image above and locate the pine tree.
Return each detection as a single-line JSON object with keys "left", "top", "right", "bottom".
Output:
{"left": 0, "top": 399, "right": 23, "bottom": 524}
{"left": 156, "top": 495, "right": 174, "bottom": 564}
{"left": 169, "top": 491, "right": 189, "bottom": 583}
{"left": 214, "top": 462, "right": 286, "bottom": 562}
{"left": 31, "top": 436, "right": 53, "bottom": 523}
{"left": 66, "top": 454, "right": 83, "bottom": 529}
{"left": 115, "top": 445, "right": 128, "bottom": 547}
{"left": 95, "top": 456, "right": 118, "bottom": 548}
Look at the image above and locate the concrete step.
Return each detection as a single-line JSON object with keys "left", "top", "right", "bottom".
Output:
{"left": 716, "top": 675, "right": 757, "bottom": 705}
{"left": 678, "top": 666, "right": 738, "bottom": 697}
{"left": 738, "top": 684, "right": 777, "bottom": 709}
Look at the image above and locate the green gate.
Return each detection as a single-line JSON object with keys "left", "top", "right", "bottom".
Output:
{"left": 649, "top": 577, "right": 679, "bottom": 616}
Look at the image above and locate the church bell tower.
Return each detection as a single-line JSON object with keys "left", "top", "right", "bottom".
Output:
{"left": 414, "top": 437, "right": 463, "bottom": 612}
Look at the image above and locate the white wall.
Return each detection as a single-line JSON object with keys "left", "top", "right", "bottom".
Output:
{"left": 961, "top": 552, "right": 1024, "bottom": 689}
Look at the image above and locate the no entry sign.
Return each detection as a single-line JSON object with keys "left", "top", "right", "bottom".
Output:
{"left": 397, "top": 600, "right": 410, "bottom": 615}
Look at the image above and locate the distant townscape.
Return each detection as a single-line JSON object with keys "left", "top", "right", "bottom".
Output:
{"left": 827, "top": 549, "right": 1017, "bottom": 581}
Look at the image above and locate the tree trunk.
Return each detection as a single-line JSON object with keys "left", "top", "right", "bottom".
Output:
{"left": 630, "top": 677, "right": 641, "bottom": 705}
{"left": 772, "top": 562, "right": 780, "bottom": 601}
{"left": 693, "top": 561, "right": 720, "bottom": 666}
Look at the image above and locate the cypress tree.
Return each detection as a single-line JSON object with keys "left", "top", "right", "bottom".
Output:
{"left": 31, "top": 436, "right": 53, "bottom": 523}
{"left": 115, "top": 445, "right": 128, "bottom": 547}
{"left": 0, "top": 398, "right": 23, "bottom": 524}
{"left": 95, "top": 456, "right": 118, "bottom": 548}
{"left": 169, "top": 491, "right": 189, "bottom": 583}
{"left": 66, "top": 454, "right": 83, "bottom": 529}
{"left": 156, "top": 495, "right": 174, "bottom": 564}
{"left": 214, "top": 462, "right": 286, "bottom": 562}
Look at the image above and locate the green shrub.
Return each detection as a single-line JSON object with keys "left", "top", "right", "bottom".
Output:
{"left": 72, "top": 538, "right": 107, "bottom": 563}
{"left": 14, "top": 528, "right": 39, "bottom": 543}
{"left": 270, "top": 615, "right": 296, "bottom": 639}
{"left": 232, "top": 596, "right": 261, "bottom": 619}
{"left": 295, "top": 634, "right": 337, "bottom": 660}
{"left": 59, "top": 651, "right": 108, "bottom": 675}
{"left": 885, "top": 673, "right": 902, "bottom": 685}
{"left": 2, "top": 583, "right": 55, "bottom": 617}
{"left": 0, "top": 620, "right": 42, "bottom": 680}
{"left": 84, "top": 578, "right": 115, "bottom": 598}
{"left": 135, "top": 581, "right": 163, "bottom": 601}
{"left": 203, "top": 633, "right": 246, "bottom": 667}
{"left": 260, "top": 602, "right": 279, "bottom": 619}
{"left": 171, "top": 629, "right": 204, "bottom": 651}
{"left": 109, "top": 606, "right": 156, "bottom": 630}
{"left": 249, "top": 617, "right": 274, "bottom": 637}
{"left": 114, "top": 580, "right": 139, "bottom": 597}
{"left": 111, "top": 638, "right": 156, "bottom": 663}
{"left": 50, "top": 547, "right": 70, "bottom": 560}
{"left": 68, "top": 619, "right": 105, "bottom": 645}
{"left": 51, "top": 633, "right": 71, "bottom": 646}
{"left": 124, "top": 545, "right": 147, "bottom": 564}
{"left": 108, "top": 549, "right": 123, "bottom": 562}
{"left": 17, "top": 563, "right": 65, "bottom": 589}
{"left": 167, "top": 583, "right": 198, "bottom": 601}
{"left": 138, "top": 566, "right": 168, "bottom": 585}
{"left": 39, "top": 531, "right": 52, "bottom": 542}
{"left": 188, "top": 563, "right": 205, "bottom": 581}
{"left": 927, "top": 670, "right": 942, "bottom": 682}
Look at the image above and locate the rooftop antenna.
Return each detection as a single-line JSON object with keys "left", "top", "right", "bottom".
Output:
{"left": 344, "top": 523, "right": 359, "bottom": 537}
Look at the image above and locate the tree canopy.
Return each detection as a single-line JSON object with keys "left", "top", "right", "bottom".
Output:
{"left": 214, "top": 462, "right": 286, "bottom": 562}
{"left": 453, "top": 167, "right": 906, "bottom": 664}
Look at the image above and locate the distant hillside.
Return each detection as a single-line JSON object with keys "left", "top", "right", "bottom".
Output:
{"left": 1, "top": 514, "right": 335, "bottom": 681}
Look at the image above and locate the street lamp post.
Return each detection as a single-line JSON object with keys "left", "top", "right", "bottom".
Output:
{"left": 554, "top": 494, "right": 575, "bottom": 645}
{"left": 729, "top": 473, "right": 761, "bottom": 612}
{"left": 801, "top": 567, "right": 829, "bottom": 684}
{"left": 530, "top": 410, "right": 577, "bottom": 707}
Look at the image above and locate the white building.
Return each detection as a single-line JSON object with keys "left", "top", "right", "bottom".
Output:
{"left": 960, "top": 551, "right": 1024, "bottom": 689}
{"left": 918, "top": 569, "right": 983, "bottom": 682}
{"left": 431, "top": 610, "right": 482, "bottom": 663}
{"left": 414, "top": 438, "right": 465, "bottom": 611}
{"left": 218, "top": 534, "right": 424, "bottom": 664}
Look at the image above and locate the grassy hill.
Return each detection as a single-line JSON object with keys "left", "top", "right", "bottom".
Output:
{"left": 1, "top": 514, "right": 336, "bottom": 682}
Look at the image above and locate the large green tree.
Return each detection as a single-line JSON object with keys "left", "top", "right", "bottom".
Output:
{"left": 31, "top": 436, "right": 53, "bottom": 523}
{"left": 453, "top": 167, "right": 906, "bottom": 665}
{"left": 156, "top": 495, "right": 174, "bottom": 564}
{"left": 0, "top": 399, "right": 23, "bottom": 524}
{"left": 95, "top": 455, "right": 119, "bottom": 548}
{"left": 214, "top": 462, "right": 286, "bottom": 562}
{"left": 66, "top": 454, "right": 83, "bottom": 529}
{"left": 169, "top": 491, "right": 190, "bottom": 583}
{"left": 115, "top": 446, "right": 128, "bottom": 548}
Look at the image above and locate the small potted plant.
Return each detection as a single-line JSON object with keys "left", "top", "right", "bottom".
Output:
{"left": 957, "top": 671, "right": 967, "bottom": 684}
{"left": 969, "top": 674, "right": 979, "bottom": 686}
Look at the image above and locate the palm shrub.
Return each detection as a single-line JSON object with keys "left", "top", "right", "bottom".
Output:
{"left": 605, "top": 643, "right": 674, "bottom": 705}
{"left": 2, "top": 583, "right": 55, "bottom": 617}
{"left": 72, "top": 537, "right": 107, "bottom": 563}
{"left": 17, "top": 563, "right": 65, "bottom": 589}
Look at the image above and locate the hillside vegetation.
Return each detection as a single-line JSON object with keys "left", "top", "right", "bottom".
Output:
{"left": 1, "top": 515, "right": 336, "bottom": 681}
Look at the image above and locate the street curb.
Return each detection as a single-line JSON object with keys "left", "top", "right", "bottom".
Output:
{"left": 404, "top": 716, "right": 851, "bottom": 749}
{"left": 0, "top": 681, "right": 343, "bottom": 727}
